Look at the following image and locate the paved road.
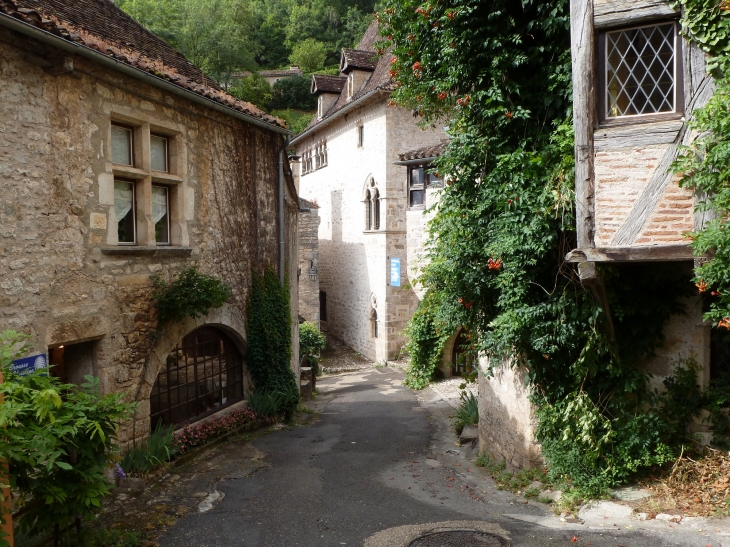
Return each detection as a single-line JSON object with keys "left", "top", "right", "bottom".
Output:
{"left": 159, "top": 368, "right": 725, "bottom": 547}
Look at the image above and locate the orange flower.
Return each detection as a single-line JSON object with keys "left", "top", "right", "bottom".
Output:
{"left": 712, "top": 290, "right": 722, "bottom": 297}
{"left": 488, "top": 258, "right": 503, "bottom": 271}
{"left": 719, "top": 318, "right": 730, "bottom": 330}
{"left": 696, "top": 280, "right": 708, "bottom": 293}
{"left": 437, "top": 91, "right": 448, "bottom": 100}
{"left": 505, "top": 111, "right": 513, "bottom": 119}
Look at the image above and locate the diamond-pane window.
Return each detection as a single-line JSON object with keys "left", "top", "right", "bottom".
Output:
{"left": 605, "top": 23, "right": 677, "bottom": 118}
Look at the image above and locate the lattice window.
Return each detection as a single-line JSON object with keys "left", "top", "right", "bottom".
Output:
{"left": 604, "top": 23, "right": 678, "bottom": 119}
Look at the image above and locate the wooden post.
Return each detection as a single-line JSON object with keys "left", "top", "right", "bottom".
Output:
{"left": 571, "top": 0, "right": 596, "bottom": 250}
{"left": 0, "top": 372, "right": 13, "bottom": 547}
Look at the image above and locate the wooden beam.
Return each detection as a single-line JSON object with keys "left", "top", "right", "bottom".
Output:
{"left": 571, "top": 0, "right": 596, "bottom": 250}
{"left": 594, "top": 0, "right": 678, "bottom": 29}
{"left": 594, "top": 119, "right": 683, "bottom": 151}
{"left": 566, "top": 244, "right": 700, "bottom": 263}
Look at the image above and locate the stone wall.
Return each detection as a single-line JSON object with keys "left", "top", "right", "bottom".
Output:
{"left": 298, "top": 198, "right": 320, "bottom": 324}
{"left": 478, "top": 358, "right": 542, "bottom": 471}
{"left": 0, "top": 30, "right": 297, "bottom": 445}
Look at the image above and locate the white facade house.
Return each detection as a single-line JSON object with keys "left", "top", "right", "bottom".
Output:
{"left": 291, "top": 22, "right": 446, "bottom": 361}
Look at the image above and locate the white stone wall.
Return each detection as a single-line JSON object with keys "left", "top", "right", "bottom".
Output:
{"left": 295, "top": 98, "right": 445, "bottom": 360}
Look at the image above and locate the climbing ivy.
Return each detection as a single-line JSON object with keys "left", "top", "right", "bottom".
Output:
{"left": 246, "top": 267, "right": 298, "bottom": 418}
{"left": 381, "top": 0, "right": 707, "bottom": 495}
{"left": 403, "top": 293, "right": 450, "bottom": 389}
{"left": 151, "top": 266, "right": 232, "bottom": 325}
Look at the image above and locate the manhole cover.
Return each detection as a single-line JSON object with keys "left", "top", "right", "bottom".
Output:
{"left": 409, "top": 530, "right": 508, "bottom": 547}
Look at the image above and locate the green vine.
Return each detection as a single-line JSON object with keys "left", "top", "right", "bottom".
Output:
{"left": 246, "top": 267, "right": 298, "bottom": 418}
{"left": 151, "top": 266, "right": 232, "bottom": 325}
{"left": 403, "top": 294, "right": 449, "bottom": 390}
{"left": 381, "top": 0, "right": 716, "bottom": 495}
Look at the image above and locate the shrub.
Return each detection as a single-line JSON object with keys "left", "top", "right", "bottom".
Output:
{"left": 403, "top": 295, "right": 449, "bottom": 390}
{"left": 172, "top": 407, "right": 260, "bottom": 456}
{"left": 246, "top": 267, "right": 299, "bottom": 419}
{"left": 121, "top": 422, "right": 175, "bottom": 475}
{"left": 269, "top": 76, "right": 316, "bottom": 111}
{"left": 151, "top": 266, "right": 232, "bottom": 325}
{"left": 450, "top": 391, "right": 478, "bottom": 435}
{"left": 299, "top": 322, "right": 326, "bottom": 376}
{"left": 246, "top": 390, "right": 286, "bottom": 417}
{"left": 0, "top": 331, "right": 134, "bottom": 546}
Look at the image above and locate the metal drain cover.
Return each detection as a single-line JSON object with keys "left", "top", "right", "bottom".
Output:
{"left": 409, "top": 530, "right": 508, "bottom": 547}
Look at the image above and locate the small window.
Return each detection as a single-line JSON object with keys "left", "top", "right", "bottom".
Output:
{"left": 152, "top": 185, "right": 170, "bottom": 244}
{"left": 371, "top": 188, "right": 380, "bottom": 230}
{"left": 371, "top": 308, "right": 378, "bottom": 338}
{"left": 111, "top": 123, "right": 133, "bottom": 166}
{"left": 409, "top": 167, "right": 425, "bottom": 208}
{"left": 151, "top": 134, "right": 169, "bottom": 172}
{"left": 115, "top": 179, "right": 136, "bottom": 244}
{"left": 600, "top": 22, "right": 681, "bottom": 120}
{"left": 357, "top": 124, "right": 364, "bottom": 148}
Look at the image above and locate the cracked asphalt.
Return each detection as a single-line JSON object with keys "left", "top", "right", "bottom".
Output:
{"left": 157, "top": 368, "right": 727, "bottom": 547}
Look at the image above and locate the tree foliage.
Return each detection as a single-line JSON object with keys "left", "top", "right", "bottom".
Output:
{"left": 381, "top": 0, "right": 700, "bottom": 494}
{"left": 119, "top": 0, "right": 375, "bottom": 85}
{"left": 0, "top": 331, "right": 134, "bottom": 545}
{"left": 270, "top": 76, "right": 318, "bottom": 111}
{"left": 230, "top": 73, "right": 274, "bottom": 111}
{"left": 289, "top": 38, "right": 329, "bottom": 74}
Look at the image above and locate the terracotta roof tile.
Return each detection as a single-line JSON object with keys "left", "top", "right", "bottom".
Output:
{"left": 340, "top": 48, "right": 377, "bottom": 73}
{"left": 0, "top": 0, "right": 286, "bottom": 129}
{"left": 398, "top": 141, "right": 448, "bottom": 161}
{"left": 311, "top": 74, "right": 347, "bottom": 95}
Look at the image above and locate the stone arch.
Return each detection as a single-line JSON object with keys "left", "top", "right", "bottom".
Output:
{"left": 129, "top": 303, "right": 250, "bottom": 444}
{"left": 362, "top": 176, "right": 381, "bottom": 231}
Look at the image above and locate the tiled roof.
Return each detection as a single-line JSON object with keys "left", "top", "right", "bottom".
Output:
{"left": 292, "top": 20, "right": 394, "bottom": 143}
{"left": 299, "top": 197, "right": 320, "bottom": 209}
{"left": 340, "top": 48, "right": 377, "bottom": 73}
{"left": 260, "top": 67, "right": 303, "bottom": 77}
{"left": 398, "top": 141, "right": 448, "bottom": 161}
{"left": 0, "top": 0, "right": 286, "bottom": 129}
{"left": 311, "top": 74, "right": 347, "bottom": 95}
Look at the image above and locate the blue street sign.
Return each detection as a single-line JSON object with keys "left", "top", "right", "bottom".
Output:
{"left": 10, "top": 353, "right": 48, "bottom": 376}
{"left": 390, "top": 257, "right": 401, "bottom": 287}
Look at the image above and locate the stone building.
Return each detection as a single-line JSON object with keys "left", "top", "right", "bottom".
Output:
{"left": 0, "top": 0, "right": 299, "bottom": 445}
{"left": 298, "top": 197, "right": 320, "bottom": 324}
{"left": 291, "top": 22, "right": 445, "bottom": 361}
{"left": 478, "top": 0, "right": 717, "bottom": 468}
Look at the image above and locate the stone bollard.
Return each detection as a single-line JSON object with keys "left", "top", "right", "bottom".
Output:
{"left": 300, "top": 367, "right": 313, "bottom": 400}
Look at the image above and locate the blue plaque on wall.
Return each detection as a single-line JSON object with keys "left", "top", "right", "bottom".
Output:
{"left": 10, "top": 353, "right": 48, "bottom": 376}
{"left": 390, "top": 258, "right": 401, "bottom": 287}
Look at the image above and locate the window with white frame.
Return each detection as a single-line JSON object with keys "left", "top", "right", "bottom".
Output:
{"left": 115, "top": 179, "right": 136, "bottom": 244}
{"left": 152, "top": 185, "right": 170, "bottom": 244}
{"left": 111, "top": 123, "right": 134, "bottom": 166}
{"left": 151, "top": 134, "right": 169, "bottom": 172}
{"left": 407, "top": 164, "right": 443, "bottom": 209}
{"left": 109, "top": 119, "right": 181, "bottom": 247}
{"left": 600, "top": 22, "right": 682, "bottom": 121}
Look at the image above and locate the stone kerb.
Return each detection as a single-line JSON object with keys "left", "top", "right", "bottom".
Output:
{"left": 128, "top": 303, "right": 248, "bottom": 444}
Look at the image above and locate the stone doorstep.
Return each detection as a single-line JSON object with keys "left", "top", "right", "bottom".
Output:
{"left": 458, "top": 425, "right": 478, "bottom": 446}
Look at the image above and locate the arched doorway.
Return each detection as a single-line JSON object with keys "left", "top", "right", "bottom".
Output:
{"left": 150, "top": 326, "right": 245, "bottom": 429}
{"left": 452, "top": 328, "right": 475, "bottom": 375}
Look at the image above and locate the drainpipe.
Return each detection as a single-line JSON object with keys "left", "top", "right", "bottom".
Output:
{"left": 278, "top": 136, "right": 290, "bottom": 283}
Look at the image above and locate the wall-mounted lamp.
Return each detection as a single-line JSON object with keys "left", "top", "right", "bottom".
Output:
{"left": 308, "top": 260, "right": 318, "bottom": 282}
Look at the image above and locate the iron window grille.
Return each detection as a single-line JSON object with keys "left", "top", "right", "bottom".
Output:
{"left": 599, "top": 22, "right": 683, "bottom": 121}
{"left": 150, "top": 327, "right": 245, "bottom": 430}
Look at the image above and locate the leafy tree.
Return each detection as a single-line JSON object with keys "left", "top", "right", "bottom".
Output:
{"left": 230, "top": 73, "right": 274, "bottom": 111}
{"left": 270, "top": 76, "right": 317, "bottom": 110}
{"left": 119, "top": 0, "right": 260, "bottom": 84}
{"left": 289, "top": 38, "right": 328, "bottom": 74}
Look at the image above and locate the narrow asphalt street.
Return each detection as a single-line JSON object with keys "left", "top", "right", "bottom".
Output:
{"left": 156, "top": 368, "right": 726, "bottom": 547}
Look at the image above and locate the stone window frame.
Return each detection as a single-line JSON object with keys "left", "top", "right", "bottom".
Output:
{"left": 597, "top": 20, "right": 684, "bottom": 126}
{"left": 357, "top": 123, "right": 364, "bottom": 148}
{"left": 370, "top": 307, "right": 378, "bottom": 339}
{"left": 363, "top": 177, "right": 381, "bottom": 232}
{"left": 103, "top": 111, "right": 189, "bottom": 250}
